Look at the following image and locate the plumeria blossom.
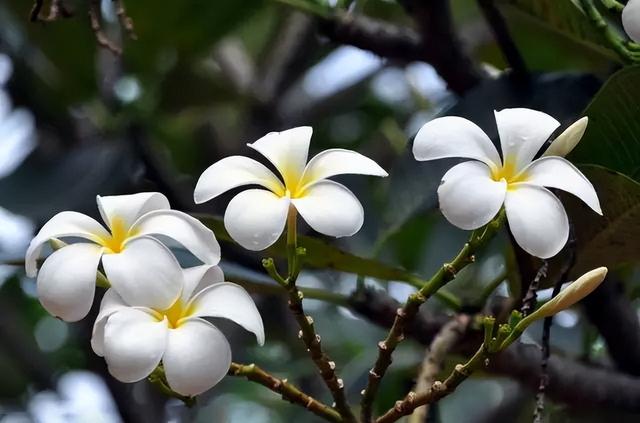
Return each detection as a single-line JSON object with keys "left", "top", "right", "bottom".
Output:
{"left": 91, "top": 243, "right": 264, "bottom": 397}
{"left": 413, "top": 109, "right": 601, "bottom": 259}
{"left": 26, "top": 192, "right": 220, "bottom": 322}
{"left": 194, "top": 126, "right": 388, "bottom": 250}
{"left": 623, "top": 0, "right": 640, "bottom": 43}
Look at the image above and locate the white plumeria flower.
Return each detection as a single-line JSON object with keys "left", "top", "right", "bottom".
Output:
{"left": 25, "top": 192, "right": 220, "bottom": 322}
{"left": 91, "top": 248, "right": 264, "bottom": 397}
{"left": 413, "top": 109, "right": 601, "bottom": 259}
{"left": 194, "top": 126, "right": 388, "bottom": 250}
{"left": 623, "top": 0, "right": 640, "bottom": 43}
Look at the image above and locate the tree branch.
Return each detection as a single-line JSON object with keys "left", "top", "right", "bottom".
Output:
{"left": 229, "top": 362, "right": 343, "bottom": 423}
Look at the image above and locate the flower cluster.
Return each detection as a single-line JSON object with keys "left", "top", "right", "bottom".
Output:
{"left": 26, "top": 112, "right": 604, "bottom": 401}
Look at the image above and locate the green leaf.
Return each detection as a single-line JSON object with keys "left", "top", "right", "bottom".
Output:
{"left": 196, "top": 214, "right": 424, "bottom": 286}
{"left": 570, "top": 66, "right": 640, "bottom": 181}
{"left": 565, "top": 165, "right": 640, "bottom": 277}
{"left": 497, "top": 0, "right": 619, "bottom": 61}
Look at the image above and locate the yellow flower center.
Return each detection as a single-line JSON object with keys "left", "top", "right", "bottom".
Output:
{"left": 96, "top": 216, "right": 137, "bottom": 254}
{"left": 157, "top": 299, "right": 193, "bottom": 329}
{"left": 490, "top": 157, "right": 529, "bottom": 188}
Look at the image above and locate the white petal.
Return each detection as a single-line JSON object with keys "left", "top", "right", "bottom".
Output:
{"left": 193, "top": 156, "right": 285, "bottom": 203}
{"left": 542, "top": 117, "right": 588, "bottom": 158}
{"left": 36, "top": 243, "right": 103, "bottom": 322}
{"left": 495, "top": 108, "right": 560, "bottom": 172}
{"left": 300, "top": 149, "right": 388, "bottom": 187}
{"left": 25, "top": 211, "right": 108, "bottom": 277}
{"left": 91, "top": 289, "right": 128, "bottom": 356}
{"left": 437, "top": 161, "right": 507, "bottom": 230}
{"left": 96, "top": 192, "right": 170, "bottom": 231}
{"left": 505, "top": 184, "right": 569, "bottom": 259}
{"left": 224, "top": 189, "right": 290, "bottom": 251}
{"left": 102, "top": 237, "right": 183, "bottom": 310}
{"left": 188, "top": 282, "right": 264, "bottom": 345}
{"left": 247, "top": 126, "right": 312, "bottom": 187}
{"left": 181, "top": 265, "right": 224, "bottom": 303}
{"left": 292, "top": 180, "right": 364, "bottom": 237}
{"left": 163, "top": 319, "right": 231, "bottom": 396}
{"left": 521, "top": 157, "right": 602, "bottom": 214}
{"left": 412, "top": 116, "right": 502, "bottom": 169}
{"left": 623, "top": 0, "right": 640, "bottom": 43}
{"left": 103, "top": 308, "right": 168, "bottom": 383}
{"left": 131, "top": 210, "right": 221, "bottom": 265}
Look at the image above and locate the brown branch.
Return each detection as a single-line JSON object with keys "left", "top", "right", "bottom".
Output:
{"left": 229, "top": 362, "right": 343, "bottom": 423}
{"left": 88, "top": 0, "right": 122, "bottom": 55}
{"left": 113, "top": 0, "right": 137, "bottom": 40}
{"left": 409, "top": 315, "right": 470, "bottom": 423}
{"left": 520, "top": 261, "right": 548, "bottom": 317}
{"left": 30, "top": 0, "right": 73, "bottom": 22}
{"left": 360, "top": 214, "right": 504, "bottom": 422}
{"left": 351, "top": 287, "right": 640, "bottom": 413}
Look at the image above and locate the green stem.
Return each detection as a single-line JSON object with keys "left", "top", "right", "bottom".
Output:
{"left": 148, "top": 366, "right": 195, "bottom": 407}
{"left": 360, "top": 210, "right": 505, "bottom": 423}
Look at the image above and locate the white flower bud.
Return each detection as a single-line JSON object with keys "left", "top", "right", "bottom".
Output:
{"left": 623, "top": 0, "right": 640, "bottom": 43}
{"left": 543, "top": 117, "right": 588, "bottom": 157}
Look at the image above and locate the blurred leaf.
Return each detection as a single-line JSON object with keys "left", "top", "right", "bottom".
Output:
{"left": 497, "top": 0, "right": 618, "bottom": 62}
{"left": 564, "top": 165, "right": 640, "bottom": 277}
{"left": 570, "top": 66, "right": 640, "bottom": 181}
{"left": 196, "top": 214, "right": 422, "bottom": 285}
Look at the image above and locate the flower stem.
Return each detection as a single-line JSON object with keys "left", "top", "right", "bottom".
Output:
{"left": 148, "top": 366, "right": 195, "bottom": 407}
{"left": 360, "top": 210, "right": 505, "bottom": 422}
{"left": 271, "top": 207, "right": 356, "bottom": 422}
{"left": 375, "top": 342, "right": 490, "bottom": 423}
{"left": 229, "top": 362, "right": 343, "bottom": 423}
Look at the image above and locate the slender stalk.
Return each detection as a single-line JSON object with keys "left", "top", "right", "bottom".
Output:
{"left": 229, "top": 362, "right": 343, "bottom": 423}
{"left": 229, "top": 277, "right": 350, "bottom": 307}
{"left": 270, "top": 207, "right": 356, "bottom": 422}
{"left": 375, "top": 344, "right": 489, "bottom": 423}
{"left": 360, "top": 211, "right": 505, "bottom": 422}
{"left": 148, "top": 366, "right": 195, "bottom": 407}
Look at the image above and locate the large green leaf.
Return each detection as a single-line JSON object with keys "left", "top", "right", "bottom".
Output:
{"left": 196, "top": 214, "right": 424, "bottom": 286}
{"left": 497, "top": 0, "right": 618, "bottom": 61}
{"left": 570, "top": 66, "right": 640, "bottom": 181}
{"left": 566, "top": 165, "right": 640, "bottom": 276}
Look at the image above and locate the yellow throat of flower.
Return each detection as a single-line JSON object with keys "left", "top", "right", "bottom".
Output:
{"left": 158, "top": 299, "right": 193, "bottom": 329}
{"left": 491, "top": 157, "right": 528, "bottom": 187}
{"left": 97, "top": 216, "right": 136, "bottom": 254}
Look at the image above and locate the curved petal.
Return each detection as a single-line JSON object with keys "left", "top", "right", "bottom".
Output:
{"left": 292, "top": 180, "right": 364, "bottom": 238}
{"left": 224, "top": 189, "right": 290, "bottom": 251}
{"left": 36, "top": 243, "right": 103, "bottom": 322}
{"left": 163, "top": 319, "right": 231, "bottom": 396}
{"left": 102, "top": 237, "right": 183, "bottom": 310}
{"left": 96, "top": 192, "right": 169, "bottom": 231}
{"left": 131, "top": 210, "right": 221, "bottom": 265}
{"left": 25, "top": 211, "right": 108, "bottom": 277}
{"left": 193, "top": 156, "right": 285, "bottom": 203}
{"left": 495, "top": 108, "right": 560, "bottom": 172}
{"left": 505, "top": 184, "right": 569, "bottom": 259}
{"left": 103, "top": 308, "right": 168, "bottom": 383}
{"left": 91, "top": 289, "right": 128, "bottom": 356}
{"left": 542, "top": 117, "right": 588, "bottom": 158}
{"left": 187, "top": 282, "right": 264, "bottom": 345}
{"left": 412, "top": 116, "right": 501, "bottom": 169}
{"left": 521, "top": 157, "right": 602, "bottom": 214}
{"left": 623, "top": 0, "right": 640, "bottom": 43}
{"left": 300, "top": 149, "right": 388, "bottom": 187}
{"left": 437, "top": 161, "right": 507, "bottom": 230}
{"left": 181, "top": 265, "right": 224, "bottom": 303}
{"left": 247, "top": 126, "right": 312, "bottom": 187}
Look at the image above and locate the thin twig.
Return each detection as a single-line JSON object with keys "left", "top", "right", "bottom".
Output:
{"left": 89, "top": 0, "right": 122, "bottom": 55}
{"left": 113, "top": 0, "right": 137, "bottom": 40}
{"left": 409, "top": 316, "right": 470, "bottom": 423}
{"left": 520, "top": 261, "right": 548, "bottom": 317}
{"left": 30, "top": 0, "right": 73, "bottom": 22}
{"left": 376, "top": 345, "right": 489, "bottom": 423}
{"left": 360, "top": 211, "right": 505, "bottom": 422}
{"left": 477, "top": 0, "right": 528, "bottom": 81}
{"left": 229, "top": 362, "right": 343, "bottom": 423}
{"left": 533, "top": 234, "right": 576, "bottom": 422}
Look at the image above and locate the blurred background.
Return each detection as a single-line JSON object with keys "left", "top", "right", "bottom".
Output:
{"left": 0, "top": 0, "right": 639, "bottom": 422}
